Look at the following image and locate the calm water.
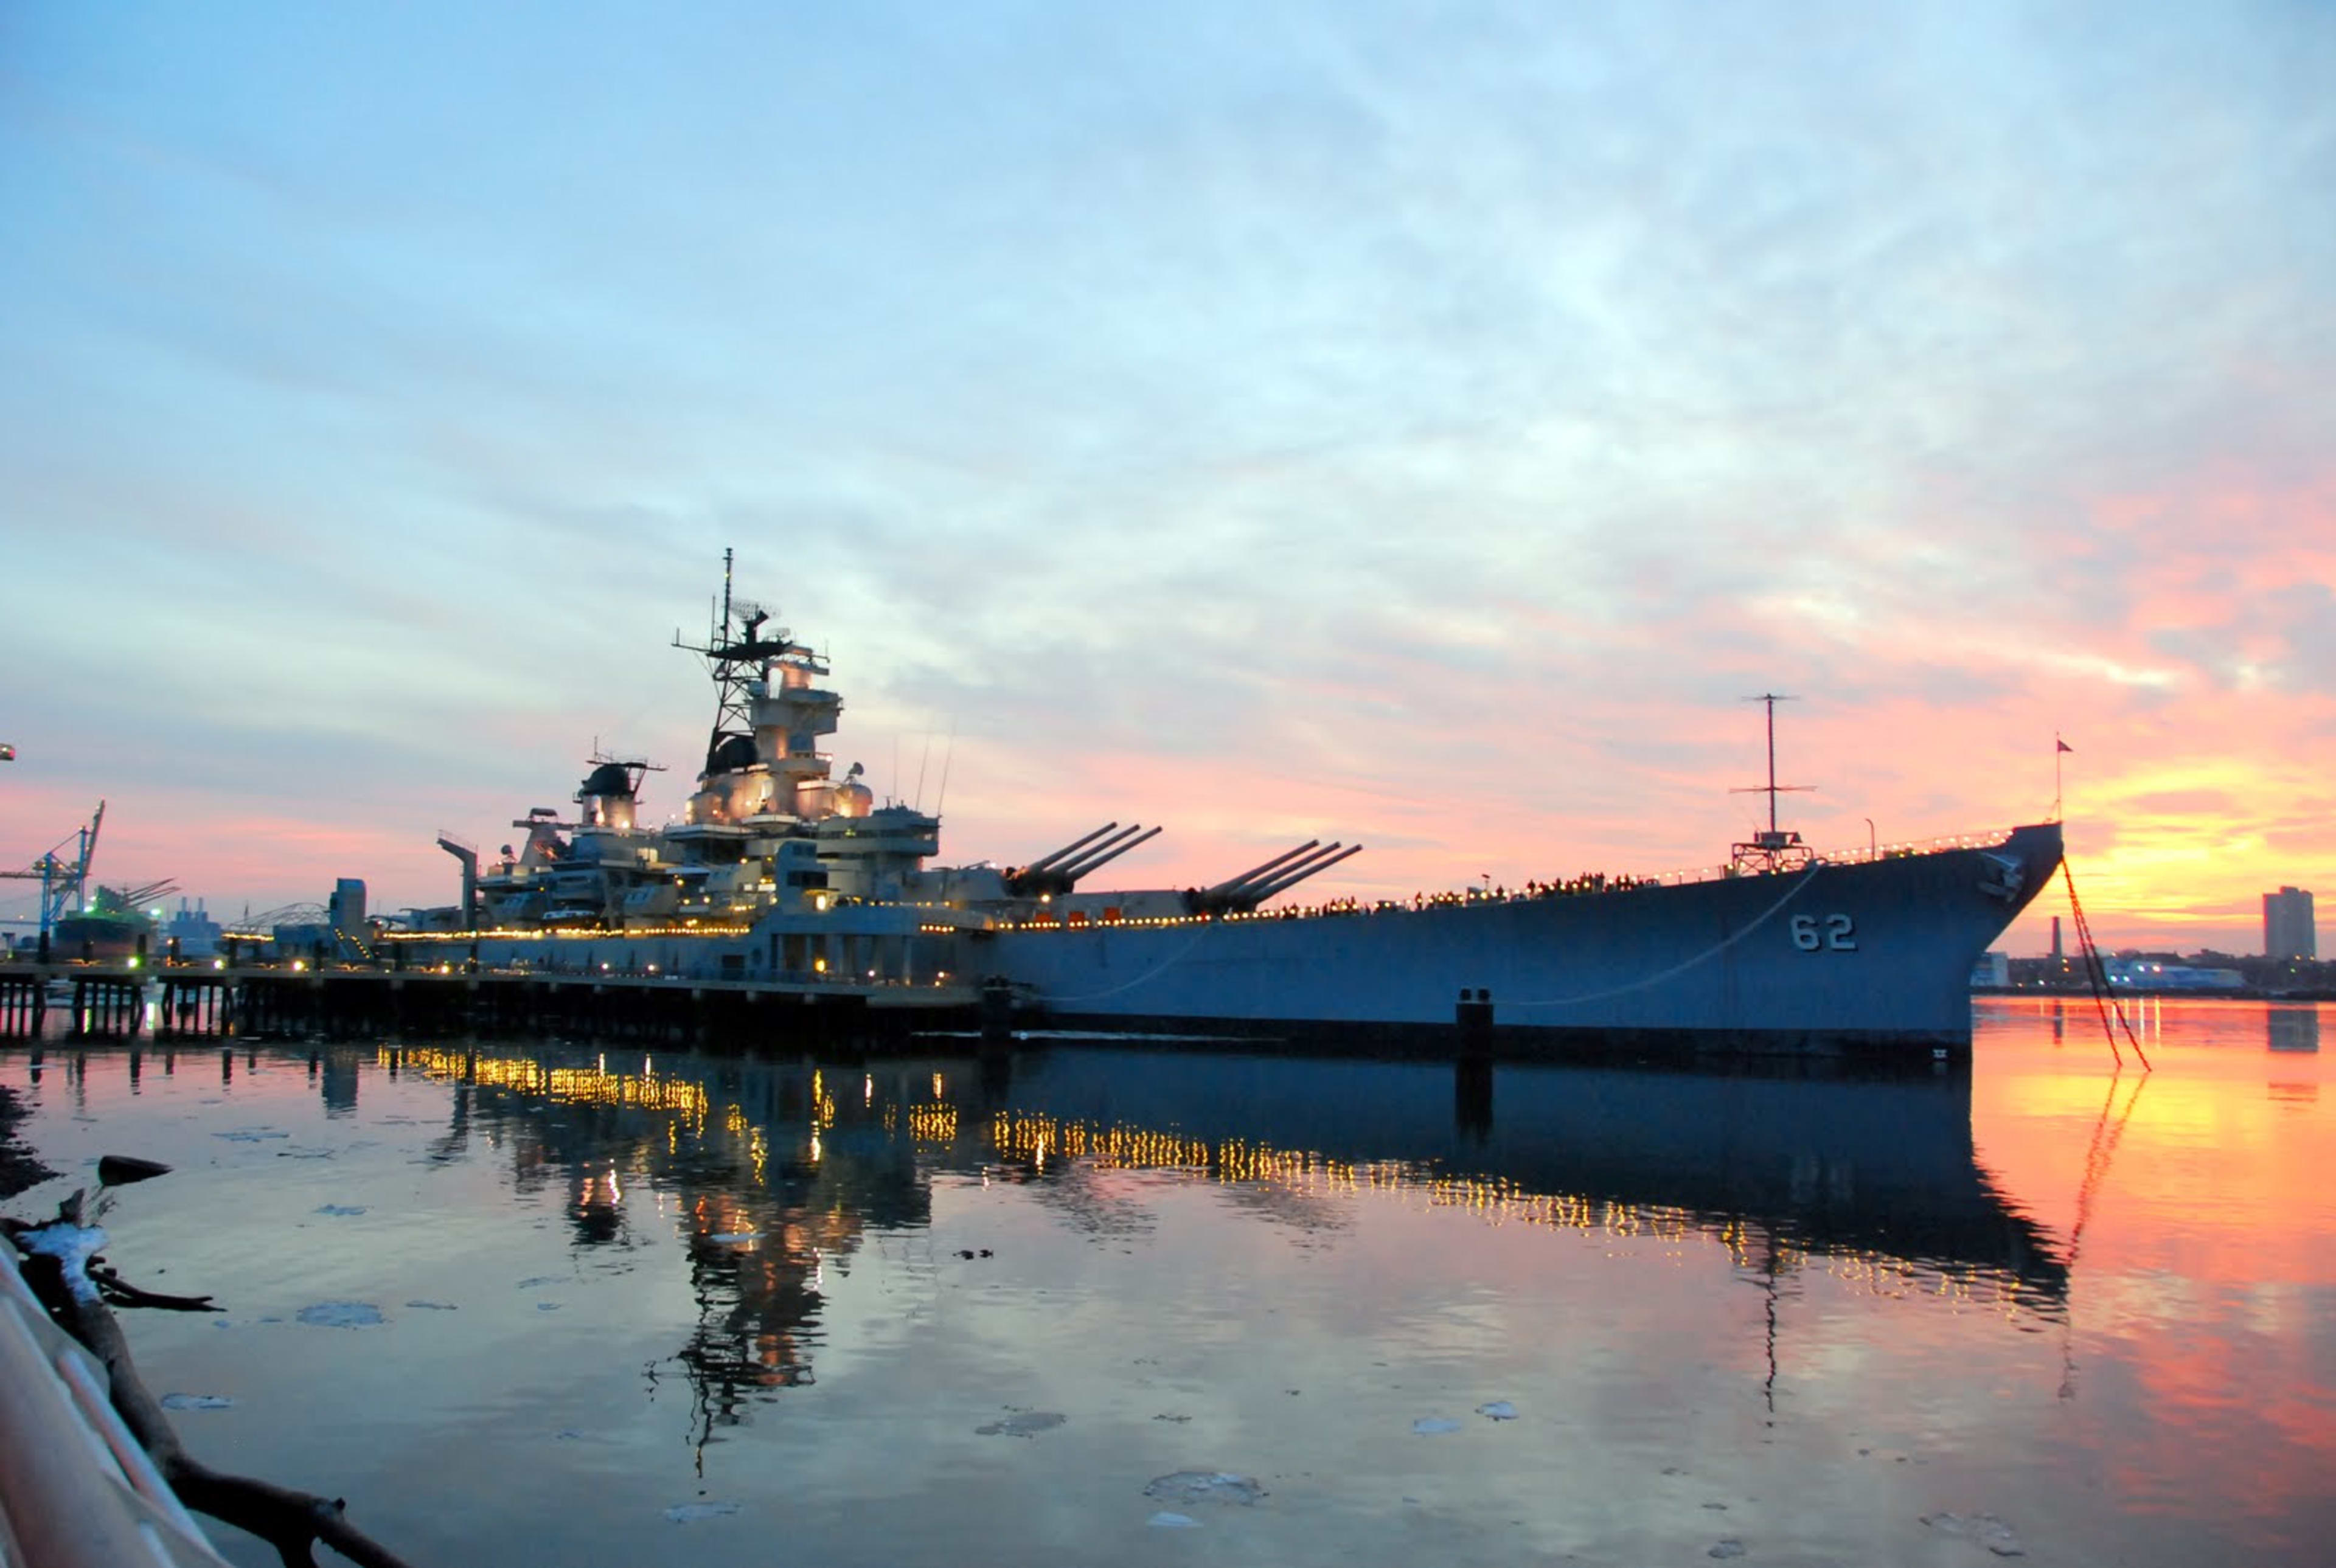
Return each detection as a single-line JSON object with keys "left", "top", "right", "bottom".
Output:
{"left": 3, "top": 999, "right": 2331, "bottom": 1567}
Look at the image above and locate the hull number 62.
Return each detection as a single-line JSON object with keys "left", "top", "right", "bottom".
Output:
{"left": 1790, "top": 914, "right": 1857, "bottom": 952}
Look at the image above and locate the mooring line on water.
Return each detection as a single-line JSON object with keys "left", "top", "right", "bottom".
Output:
{"left": 2057, "top": 1066, "right": 2150, "bottom": 1400}
{"left": 2061, "top": 861, "right": 2149, "bottom": 1071}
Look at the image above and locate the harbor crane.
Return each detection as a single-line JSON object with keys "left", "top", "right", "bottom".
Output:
{"left": 1, "top": 801, "right": 105, "bottom": 938}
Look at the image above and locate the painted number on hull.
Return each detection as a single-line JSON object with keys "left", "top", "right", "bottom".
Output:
{"left": 1791, "top": 914, "right": 1858, "bottom": 952}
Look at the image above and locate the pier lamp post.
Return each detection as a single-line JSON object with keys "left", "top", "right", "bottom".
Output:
{"left": 1864, "top": 817, "right": 1876, "bottom": 858}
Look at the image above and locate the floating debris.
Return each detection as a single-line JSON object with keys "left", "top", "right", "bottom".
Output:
{"left": 976, "top": 1410, "right": 1066, "bottom": 1437}
{"left": 1476, "top": 1401, "right": 1518, "bottom": 1421}
{"left": 1709, "top": 1540, "right": 1747, "bottom": 1559}
{"left": 662, "top": 1502, "right": 741, "bottom": 1524}
{"left": 315, "top": 1204, "right": 366, "bottom": 1217}
{"left": 1144, "top": 1472, "right": 1265, "bottom": 1507}
{"left": 515, "top": 1276, "right": 562, "bottom": 1289}
{"left": 296, "top": 1302, "right": 384, "bottom": 1328}
{"left": 535, "top": 1301, "right": 562, "bottom": 1311}
{"left": 1412, "top": 1417, "right": 1462, "bottom": 1435}
{"left": 1921, "top": 1513, "right": 2025, "bottom": 1557}
{"left": 706, "top": 1232, "right": 763, "bottom": 1244}
{"left": 1147, "top": 1512, "right": 1201, "bottom": 1528}
{"left": 1152, "top": 1413, "right": 1192, "bottom": 1424}
{"left": 160, "top": 1393, "right": 234, "bottom": 1410}
{"left": 97, "top": 1154, "right": 172, "bottom": 1186}
{"left": 214, "top": 1130, "right": 288, "bottom": 1142}
{"left": 405, "top": 1300, "right": 458, "bottom": 1311}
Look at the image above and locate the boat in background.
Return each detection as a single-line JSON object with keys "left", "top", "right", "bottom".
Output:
{"left": 390, "top": 555, "right": 2061, "bottom": 1058}
{"left": 51, "top": 884, "right": 169, "bottom": 963}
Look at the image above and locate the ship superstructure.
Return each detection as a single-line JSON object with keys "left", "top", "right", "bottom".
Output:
{"left": 395, "top": 556, "right": 2062, "bottom": 1054}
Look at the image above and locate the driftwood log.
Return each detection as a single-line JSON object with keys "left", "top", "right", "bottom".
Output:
{"left": 3, "top": 1197, "right": 419, "bottom": 1568}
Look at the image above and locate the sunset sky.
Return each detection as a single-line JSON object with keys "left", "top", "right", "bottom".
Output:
{"left": 2, "top": 1, "right": 2330, "bottom": 952}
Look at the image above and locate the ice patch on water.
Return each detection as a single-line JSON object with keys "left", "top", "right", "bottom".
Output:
{"left": 976, "top": 1410, "right": 1066, "bottom": 1437}
{"left": 315, "top": 1204, "right": 366, "bottom": 1216}
{"left": 1412, "top": 1417, "right": 1462, "bottom": 1435}
{"left": 19, "top": 1225, "right": 106, "bottom": 1303}
{"left": 1144, "top": 1472, "right": 1265, "bottom": 1507}
{"left": 1922, "top": 1513, "right": 2025, "bottom": 1557}
{"left": 161, "top": 1393, "right": 234, "bottom": 1410}
{"left": 1476, "top": 1401, "right": 1517, "bottom": 1421}
{"left": 296, "top": 1302, "right": 383, "bottom": 1328}
{"left": 663, "top": 1502, "right": 740, "bottom": 1524}
{"left": 1147, "top": 1512, "right": 1201, "bottom": 1528}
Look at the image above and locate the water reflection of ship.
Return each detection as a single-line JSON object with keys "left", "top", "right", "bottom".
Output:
{"left": 381, "top": 1038, "right": 2065, "bottom": 1434}
{"left": 387, "top": 1046, "right": 930, "bottom": 1441}
{"left": 979, "top": 1046, "right": 2068, "bottom": 1300}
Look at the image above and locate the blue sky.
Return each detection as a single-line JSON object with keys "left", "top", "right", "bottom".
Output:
{"left": 3, "top": 1, "right": 2332, "bottom": 949}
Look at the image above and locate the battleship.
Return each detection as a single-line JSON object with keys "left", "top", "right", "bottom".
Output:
{"left": 392, "top": 555, "right": 2062, "bottom": 1056}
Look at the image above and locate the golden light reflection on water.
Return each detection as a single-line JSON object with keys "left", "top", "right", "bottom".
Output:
{"left": 377, "top": 1042, "right": 2053, "bottom": 1336}
{"left": 983, "top": 1108, "right": 2044, "bottom": 1319}
{"left": 383, "top": 1045, "right": 710, "bottom": 1122}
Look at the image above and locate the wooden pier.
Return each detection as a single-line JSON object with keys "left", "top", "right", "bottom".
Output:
{"left": 0, "top": 963, "right": 980, "bottom": 1046}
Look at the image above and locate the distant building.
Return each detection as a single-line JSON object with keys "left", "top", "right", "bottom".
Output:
{"left": 2265, "top": 887, "right": 2317, "bottom": 960}
{"left": 1970, "top": 951, "right": 2010, "bottom": 989}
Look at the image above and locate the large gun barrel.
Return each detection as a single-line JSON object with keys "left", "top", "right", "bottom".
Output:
{"left": 437, "top": 831, "right": 480, "bottom": 931}
{"left": 1020, "top": 822, "right": 1121, "bottom": 878}
{"left": 1203, "top": 841, "right": 1321, "bottom": 898}
{"left": 1244, "top": 842, "right": 1363, "bottom": 906}
{"left": 1240, "top": 841, "right": 1345, "bottom": 896}
{"left": 1051, "top": 824, "right": 1163, "bottom": 885}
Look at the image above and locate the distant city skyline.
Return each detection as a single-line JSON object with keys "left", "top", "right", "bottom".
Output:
{"left": 4, "top": 2, "right": 2332, "bottom": 954}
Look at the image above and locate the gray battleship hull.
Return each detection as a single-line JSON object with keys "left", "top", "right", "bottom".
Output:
{"left": 977, "top": 823, "right": 2062, "bottom": 1054}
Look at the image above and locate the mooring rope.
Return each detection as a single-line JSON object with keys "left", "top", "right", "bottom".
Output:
{"left": 2062, "top": 860, "right": 2149, "bottom": 1070}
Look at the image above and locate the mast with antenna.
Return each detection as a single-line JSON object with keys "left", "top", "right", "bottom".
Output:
{"left": 1729, "top": 693, "right": 1815, "bottom": 874}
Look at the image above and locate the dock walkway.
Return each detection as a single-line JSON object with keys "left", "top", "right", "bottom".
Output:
{"left": 0, "top": 962, "right": 981, "bottom": 1042}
